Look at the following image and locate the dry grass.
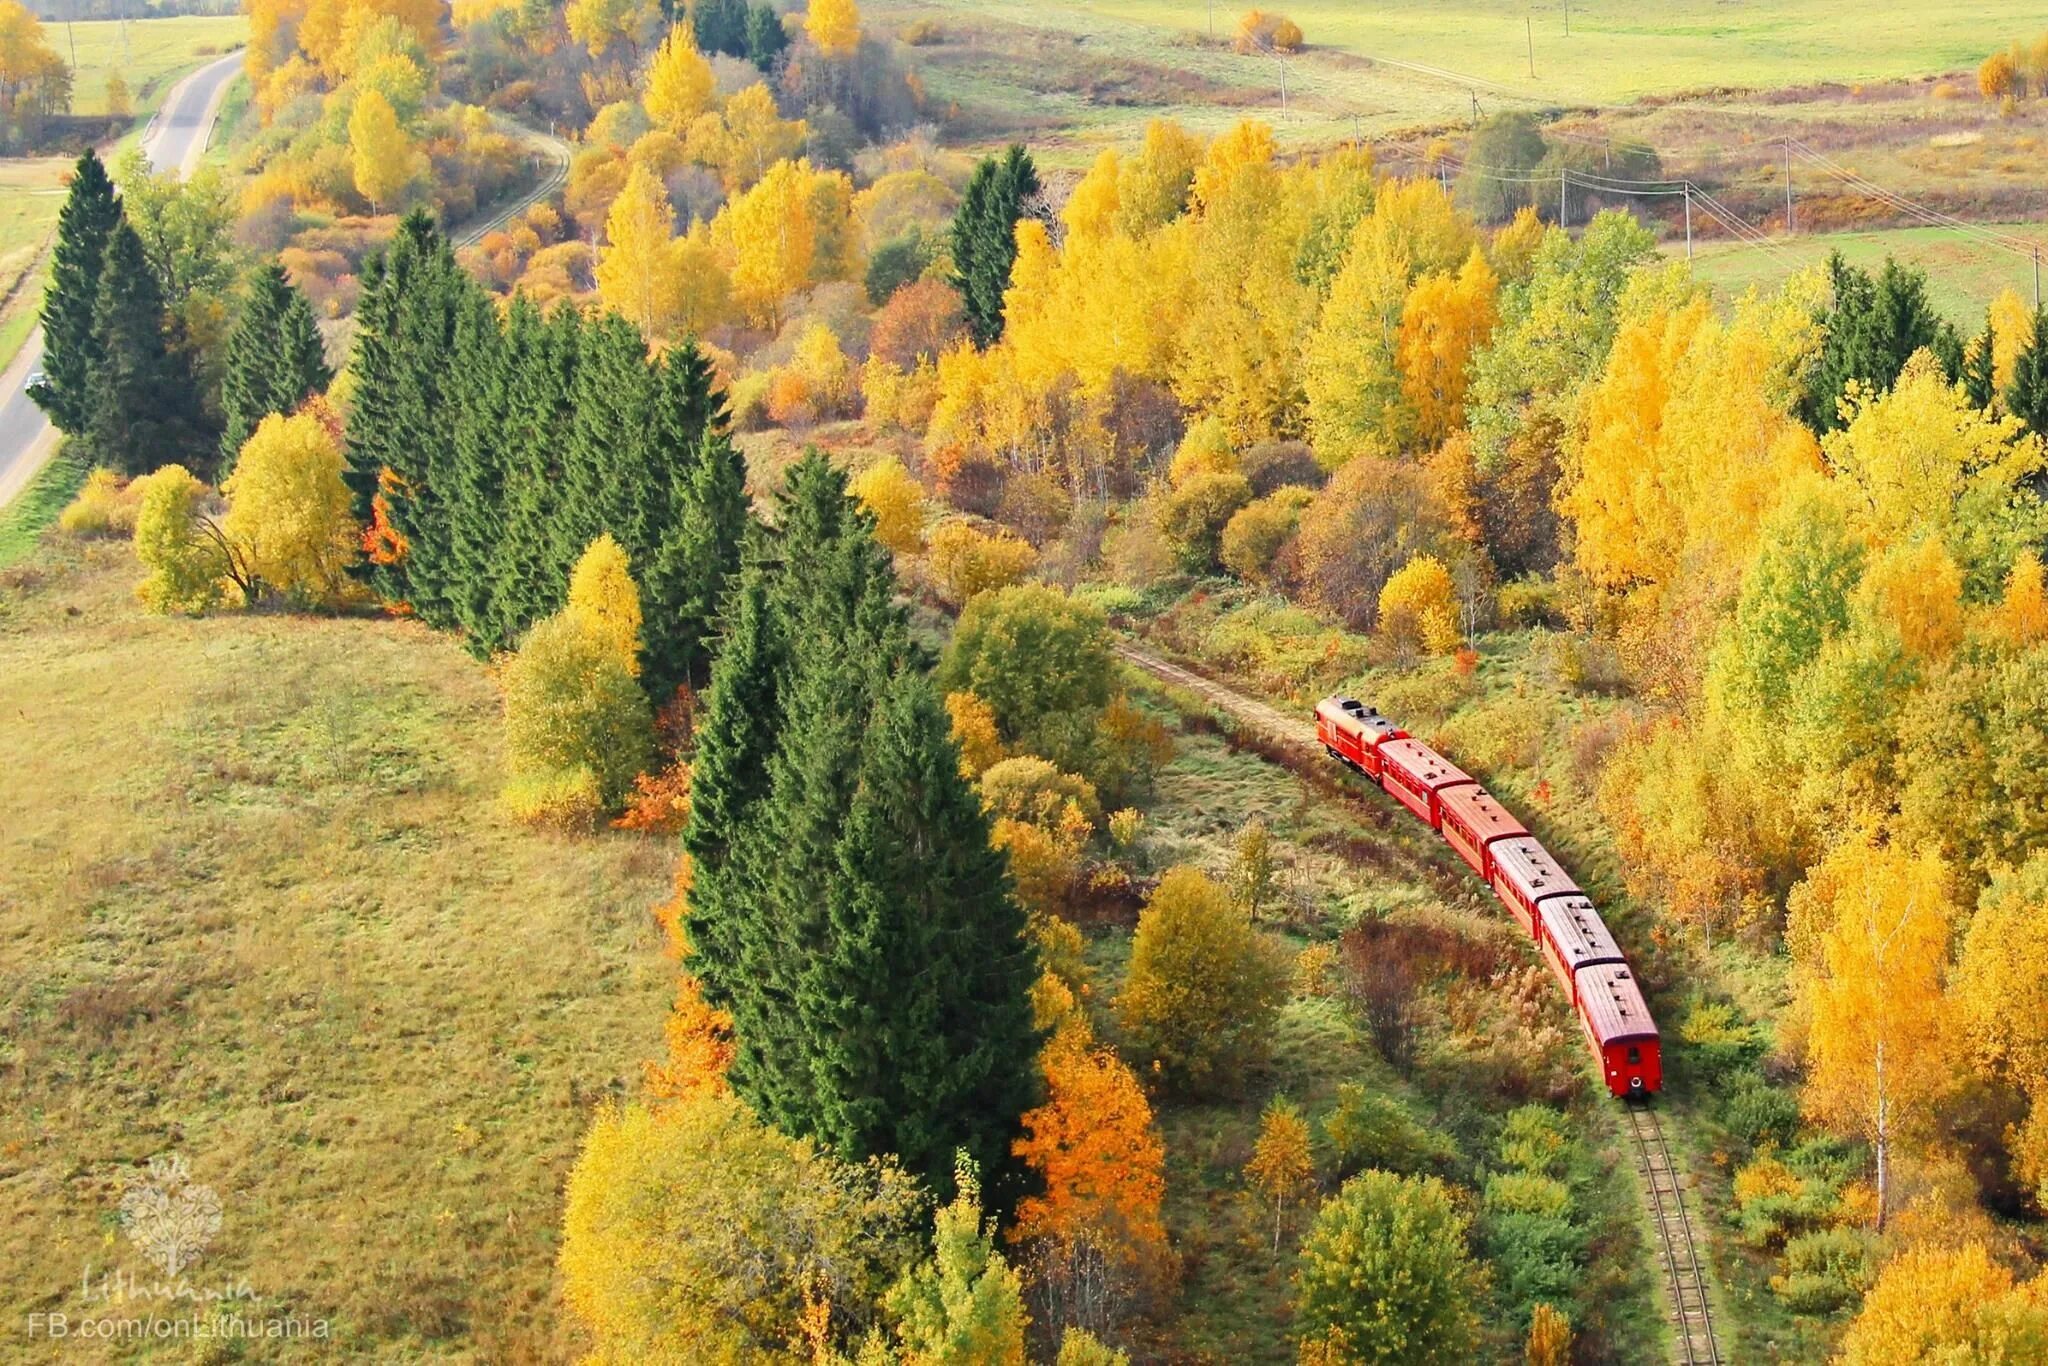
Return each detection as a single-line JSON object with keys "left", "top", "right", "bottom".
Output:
{"left": 0, "top": 541, "right": 671, "bottom": 1359}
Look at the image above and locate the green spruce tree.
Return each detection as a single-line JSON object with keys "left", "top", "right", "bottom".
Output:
{"left": 492, "top": 298, "right": 583, "bottom": 642}
{"left": 32, "top": 149, "right": 123, "bottom": 436}
{"left": 744, "top": 2, "right": 787, "bottom": 68}
{"left": 641, "top": 340, "right": 744, "bottom": 699}
{"left": 557, "top": 312, "right": 657, "bottom": 575}
{"left": 1963, "top": 316, "right": 1999, "bottom": 412}
{"left": 1801, "top": 253, "right": 1959, "bottom": 432}
{"left": 951, "top": 144, "right": 1039, "bottom": 348}
{"left": 343, "top": 209, "right": 471, "bottom": 618}
{"left": 83, "top": 221, "right": 209, "bottom": 476}
{"left": 219, "top": 263, "right": 335, "bottom": 468}
{"left": 446, "top": 286, "right": 512, "bottom": 653}
{"left": 2008, "top": 309, "right": 2048, "bottom": 439}
{"left": 804, "top": 669, "right": 1041, "bottom": 1201}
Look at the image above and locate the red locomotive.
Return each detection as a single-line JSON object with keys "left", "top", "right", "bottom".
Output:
{"left": 1315, "top": 695, "right": 1661, "bottom": 1098}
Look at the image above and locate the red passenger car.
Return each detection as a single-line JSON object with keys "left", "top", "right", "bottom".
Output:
{"left": 1579, "top": 965, "right": 1661, "bottom": 1097}
{"left": 1489, "top": 836, "right": 1581, "bottom": 937}
{"left": 1536, "top": 895, "right": 1625, "bottom": 999}
{"left": 1376, "top": 739, "right": 1475, "bottom": 827}
{"left": 1314, "top": 696, "right": 1406, "bottom": 778}
{"left": 1437, "top": 783, "right": 1528, "bottom": 880}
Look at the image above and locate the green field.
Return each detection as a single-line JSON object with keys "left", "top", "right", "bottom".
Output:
{"left": 0, "top": 541, "right": 672, "bottom": 1359}
{"left": 1685, "top": 221, "right": 2048, "bottom": 323}
{"left": 47, "top": 14, "right": 246, "bottom": 117}
{"left": 880, "top": 0, "right": 2047, "bottom": 153}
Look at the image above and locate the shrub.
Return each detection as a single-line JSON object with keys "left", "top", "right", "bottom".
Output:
{"left": 869, "top": 277, "right": 966, "bottom": 368}
{"left": 1485, "top": 1211, "right": 1584, "bottom": 1312}
{"left": 219, "top": 409, "right": 361, "bottom": 608}
{"left": 1322, "top": 1083, "right": 1455, "bottom": 1177}
{"left": 978, "top": 756, "right": 1104, "bottom": 830}
{"left": 1238, "top": 438, "right": 1323, "bottom": 495}
{"left": 1220, "top": 487, "right": 1313, "bottom": 584}
{"left": 1167, "top": 415, "right": 1235, "bottom": 486}
{"left": 1294, "top": 456, "right": 1450, "bottom": 629}
{"left": 926, "top": 521, "right": 1038, "bottom": 605}
{"left": 1483, "top": 1171, "right": 1572, "bottom": 1219}
{"left": 1771, "top": 1227, "right": 1874, "bottom": 1312}
{"left": 502, "top": 766, "right": 605, "bottom": 831}
{"left": 1233, "top": 9, "right": 1304, "bottom": 55}
{"left": 1116, "top": 866, "right": 1288, "bottom": 1093}
{"left": 1296, "top": 1172, "right": 1482, "bottom": 1363}
{"left": 1496, "top": 575, "right": 1562, "bottom": 628}
{"left": 940, "top": 585, "right": 1113, "bottom": 772}
{"left": 850, "top": 457, "right": 928, "bottom": 554}
{"left": 1161, "top": 471, "right": 1253, "bottom": 573}
{"left": 132, "top": 465, "right": 227, "bottom": 615}
{"left": 1497, "top": 1105, "right": 1570, "bottom": 1175}
{"left": 1378, "top": 553, "right": 1460, "bottom": 655}
{"left": 1721, "top": 1075, "right": 1803, "bottom": 1151}
{"left": 59, "top": 468, "right": 141, "bottom": 537}
{"left": 501, "top": 612, "right": 655, "bottom": 815}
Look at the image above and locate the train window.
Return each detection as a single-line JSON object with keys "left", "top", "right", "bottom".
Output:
{"left": 1626, "top": 1046, "right": 1642, "bottom": 1065}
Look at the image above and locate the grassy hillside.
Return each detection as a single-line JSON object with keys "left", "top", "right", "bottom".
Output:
{"left": 1682, "top": 221, "right": 2048, "bottom": 323}
{"left": 876, "top": 0, "right": 2044, "bottom": 157}
{"left": 0, "top": 540, "right": 671, "bottom": 1359}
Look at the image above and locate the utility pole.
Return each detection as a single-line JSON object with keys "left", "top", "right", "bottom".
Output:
{"left": 1470, "top": 90, "right": 1481, "bottom": 122}
{"left": 2036, "top": 247, "right": 2042, "bottom": 310}
{"left": 1526, "top": 17, "right": 1536, "bottom": 78}
{"left": 1784, "top": 141, "right": 1794, "bottom": 235}
{"left": 1207, "top": 0, "right": 1214, "bottom": 41}
{"left": 1277, "top": 53, "right": 1288, "bottom": 112}
{"left": 1684, "top": 185, "right": 1693, "bottom": 260}
{"left": 1560, "top": 167, "right": 1568, "bottom": 227}
{"left": 1564, "top": 0, "right": 1570, "bottom": 37}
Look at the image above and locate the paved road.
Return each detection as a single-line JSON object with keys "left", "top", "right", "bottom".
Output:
{"left": 0, "top": 51, "right": 244, "bottom": 508}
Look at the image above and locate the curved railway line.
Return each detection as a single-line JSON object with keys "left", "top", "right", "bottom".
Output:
{"left": 1114, "top": 638, "right": 1726, "bottom": 1366}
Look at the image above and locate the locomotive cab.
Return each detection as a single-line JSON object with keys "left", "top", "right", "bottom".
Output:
{"left": 1314, "top": 696, "right": 1406, "bottom": 777}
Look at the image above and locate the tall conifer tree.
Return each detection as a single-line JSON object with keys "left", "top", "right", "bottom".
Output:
{"left": 2008, "top": 309, "right": 2048, "bottom": 441}
{"left": 219, "top": 264, "right": 333, "bottom": 468}
{"left": 344, "top": 210, "right": 470, "bottom": 618}
{"left": 1963, "top": 317, "right": 1999, "bottom": 412}
{"left": 686, "top": 449, "right": 1038, "bottom": 1207}
{"left": 951, "top": 144, "right": 1039, "bottom": 348}
{"left": 446, "top": 286, "right": 512, "bottom": 652}
{"left": 558, "top": 312, "right": 657, "bottom": 572}
{"left": 32, "top": 149, "right": 122, "bottom": 436}
{"left": 493, "top": 299, "right": 583, "bottom": 639}
{"left": 642, "top": 341, "right": 744, "bottom": 699}
{"left": 83, "top": 221, "right": 209, "bottom": 476}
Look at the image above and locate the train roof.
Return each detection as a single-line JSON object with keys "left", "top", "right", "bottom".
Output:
{"left": 1437, "top": 783, "right": 1528, "bottom": 844}
{"left": 1538, "top": 895, "right": 1625, "bottom": 974}
{"left": 1491, "top": 836, "right": 1582, "bottom": 904}
{"left": 1378, "top": 738, "right": 1474, "bottom": 792}
{"left": 1315, "top": 696, "right": 1404, "bottom": 741}
{"left": 1581, "top": 965, "right": 1658, "bottom": 1045}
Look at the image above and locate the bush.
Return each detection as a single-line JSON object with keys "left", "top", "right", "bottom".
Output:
{"left": 1220, "top": 486, "right": 1312, "bottom": 584}
{"left": 1378, "top": 553, "right": 1460, "bottom": 655}
{"left": 1233, "top": 9, "right": 1304, "bottom": 55}
{"left": 220, "top": 408, "right": 359, "bottom": 608}
{"left": 1721, "top": 1074, "right": 1802, "bottom": 1152}
{"left": 1497, "top": 1105, "right": 1570, "bottom": 1175}
{"left": 1485, "top": 1210, "right": 1584, "bottom": 1312}
{"left": 1496, "top": 575, "right": 1562, "bottom": 628}
{"left": 1293, "top": 456, "right": 1450, "bottom": 629}
{"left": 59, "top": 468, "right": 141, "bottom": 537}
{"left": 978, "top": 756, "right": 1103, "bottom": 830}
{"left": 1771, "top": 1227, "right": 1874, "bottom": 1312}
{"left": 1161, "top": 471, "right": 1253, "bottom": 573}
{"left": 1322, "top": 1083, "right": 1456, "bottom": 1177}
{"left": 925, "top": 521, "right": 1038, "bottom": 605}
{"left": 501, "top": 612, "right": 655, "bottom": 815}
{"left": 132, "top": 464, "right": 227, "bottom": 615}
{"left": 1483, "top": 1171, "right": 1572, "bottom": 1219}
{"left": 1117, "top": 866, "right": 1288, "bottom": 1093}
{"left": 502, "top": 766, "right": 604, "bottom": 831}
{"left": 1239, "top": 439, "right": 1324, "bottom": 495}
{"left": 1296, "top": 1172, "right": 1482, "bottom": 1363}
{"left": 850, "top": 457, "right": 928, "bottom": 555}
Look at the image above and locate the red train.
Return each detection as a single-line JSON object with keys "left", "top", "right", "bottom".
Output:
{"left": 1316, "top": 696, "right": 1660, "bottom": 1098}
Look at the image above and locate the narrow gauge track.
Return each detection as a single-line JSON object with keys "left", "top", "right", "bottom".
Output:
{"left": 1116, "top": 638, "right": 1726, "bottom": 1366}
{"left": 1628, "top": 1104, "right": 1721, "bottom": 1365}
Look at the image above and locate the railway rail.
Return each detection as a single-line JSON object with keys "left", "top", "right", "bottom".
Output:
{"left": 1627, "top": 1103, "right": 1721, "bottom": 1364}
{"left": 1116, "top": 636, "right": 1726, "bottom": 1366}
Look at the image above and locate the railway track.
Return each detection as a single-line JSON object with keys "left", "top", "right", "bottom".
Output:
{"left": 1116, "top": 636, "right": 1727, "bottom": 1366}
{"left": 1627, "top": 1103, "right": 1722, "bottom": 1364}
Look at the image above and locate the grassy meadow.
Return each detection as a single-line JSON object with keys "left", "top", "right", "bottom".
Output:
{"left": 873, "top": 0, "right": 2048, "bottom": 155}
{"left": 0, "top": 539, "right": 673, "bottom": 1359}
{"left": 1682, "top": 221, "right": 2048, "bottom": 323}
{"left": 49, "top": 15, "right": 247, "bottom": 117}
